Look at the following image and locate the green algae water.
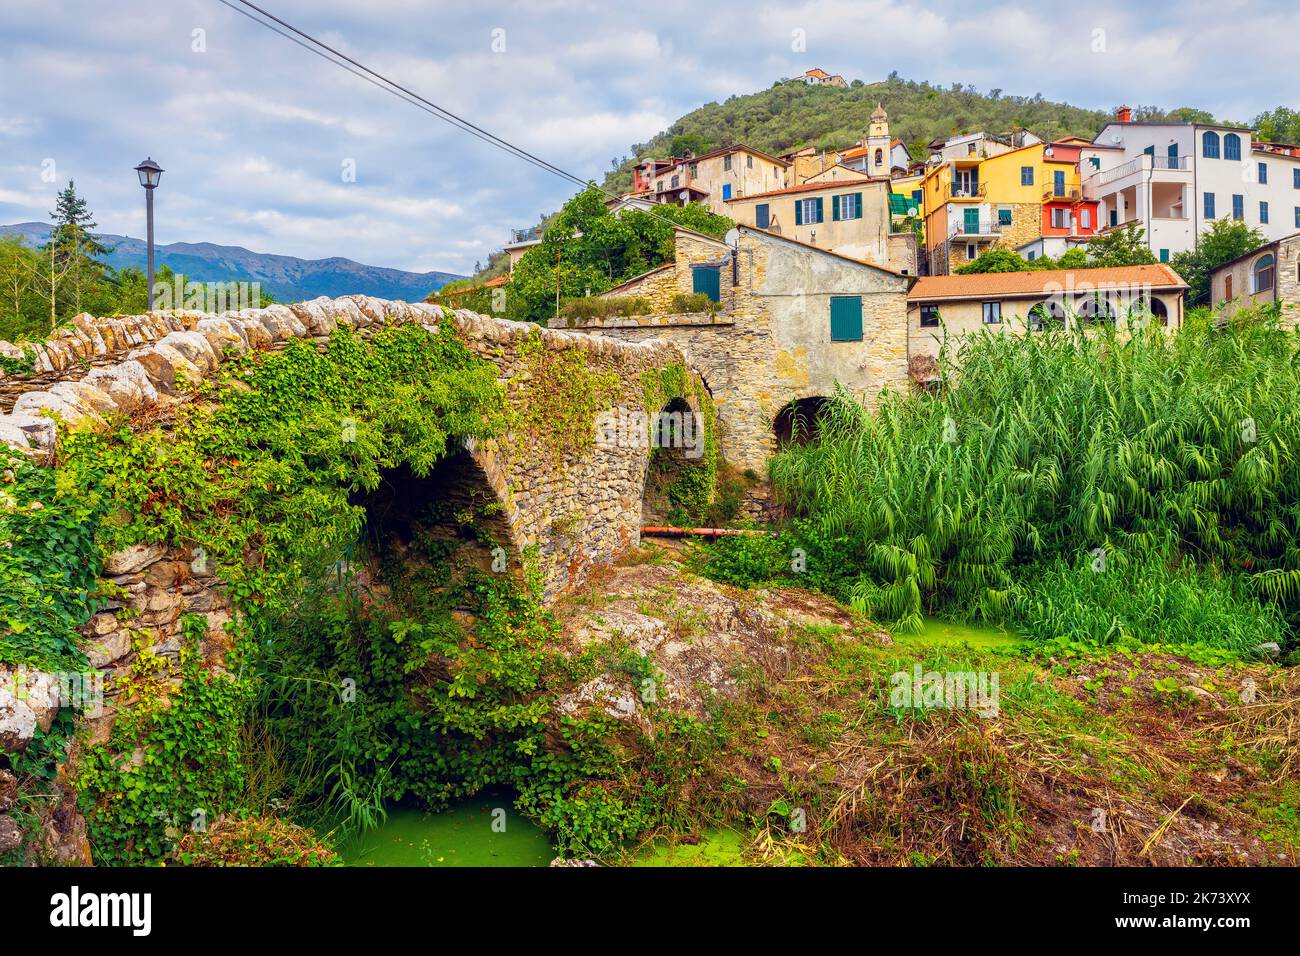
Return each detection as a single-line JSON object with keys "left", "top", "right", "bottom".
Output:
{"left": 893, "top": 617, "right": 1021, "bottom": 651}
{"left": 629, "top": 828, "right": 751, "bottom": 866}
{"left": 341, "top": 794, "right": 554, "bottom": 867}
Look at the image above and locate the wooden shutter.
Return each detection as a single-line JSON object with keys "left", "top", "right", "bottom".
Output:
{"left": 829, "top": 296, "right": 863, "bottom": 341}
{"left": 832, "top": 195, "right": 840, "bottom": 221}
{"left": 693, "top": 266, "right": 721, "bottom": 302}
{"left": 853, "top": 192, "right": 863, "bottom": 218}
{"left": 815, "top": 197, "right": 824, "bottom": 223}
{"left": 795, "top": 201, "right": 804, "bottom": 226}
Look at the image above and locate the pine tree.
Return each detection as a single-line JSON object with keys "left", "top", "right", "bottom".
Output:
{"left": 44, "top": 181, "right": 109, "bottom": 317}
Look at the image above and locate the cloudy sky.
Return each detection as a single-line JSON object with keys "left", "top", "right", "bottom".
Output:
{"left": 1, "top": 0, "right": 1297, "bottom": 276}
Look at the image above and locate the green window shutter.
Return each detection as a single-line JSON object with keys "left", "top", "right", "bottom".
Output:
{"left": 795, "top": 201, "right": 804, "bottom": 226}
{"left": 853, "top": 192, "right": 863, "bottom": 219}
{"left": 815, "top": 197, "right": 824, "bottom": 223}
{"left": 829, "top": 296, "right": 863, "bottom": 341}
{"left": 832, "top": 195, "right": 840, "bottom": 221}
{"left": 693, "top": 266, "right": 721, "bottom": 302}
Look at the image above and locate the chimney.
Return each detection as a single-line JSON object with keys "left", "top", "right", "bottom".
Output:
{"left": 1116, "top": 105, "right": 1133, "bottom": 124}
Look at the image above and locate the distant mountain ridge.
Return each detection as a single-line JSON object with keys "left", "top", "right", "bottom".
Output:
{"left": 1, "top": 222, "right": 463, "bottom": 303}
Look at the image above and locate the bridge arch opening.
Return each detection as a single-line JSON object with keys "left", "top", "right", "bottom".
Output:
{"left": 355, "top": 447, "right": 520, "bottom": 589}
{"left": 774, "top": 396, "right": 831, "bottom": 448}
{"left": 642, "top": 396, "right": 709, "bottom": 525}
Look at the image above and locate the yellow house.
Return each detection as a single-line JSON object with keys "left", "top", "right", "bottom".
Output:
{"left": 921, "top": 142, "right": 1090, "bottom": 274}
{"left": 723, "top": 178, "right": 900, "bottom": 270}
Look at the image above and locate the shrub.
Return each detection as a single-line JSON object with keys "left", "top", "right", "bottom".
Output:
{"left": 670, "top": 292, "right": 720, "bottom": 314}
{"left": 560, "top": 296, "right": 652, "bottom": 320}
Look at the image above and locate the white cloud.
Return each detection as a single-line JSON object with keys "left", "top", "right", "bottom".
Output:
{"left": 0, "top": 0, "right": 1296, "bottom": 274}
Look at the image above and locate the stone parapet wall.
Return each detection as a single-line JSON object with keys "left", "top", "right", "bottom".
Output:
{"left": 0, "top": 296, "right": 706, "bottom": 599}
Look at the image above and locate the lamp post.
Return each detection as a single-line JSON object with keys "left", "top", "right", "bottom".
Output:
{"left": 134, "top": 158, "right": 163, "bottom": 310}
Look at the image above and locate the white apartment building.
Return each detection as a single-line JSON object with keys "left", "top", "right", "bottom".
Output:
{"left": 1084, "top": 107, "right": 1300, "bottom": 263}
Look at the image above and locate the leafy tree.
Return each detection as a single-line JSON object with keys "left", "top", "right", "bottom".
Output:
{"left": 504, "top": 186, "right": 732, "bottom": 325}
{"left": 1170, "top": 218, "right": 1267, "bottom": 304}
{"left": 1086, "top": 223, "right": 1157, "bottom": 267}
{"left": 667, "top": 133, "right": 712, "bottom": 158}
{"left": 956, "top": 248, "right": 1032, "bottom": 273}
{"left": 1253, "top": 107, "right": 1300, "bottom": 145}
{"left": 0, "top": 234, "right": 41, "bottom": 340}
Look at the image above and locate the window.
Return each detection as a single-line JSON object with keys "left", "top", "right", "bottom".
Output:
{"left": 874, "top": 148, "right": 883, "bottom": 167}
{"left": 688, "top": 163, "right": 698, "bottom": 178}
{"left": 834, "top": 192, "right": 863, "bottom": 220}
{"left": 982, "top": 301, "right": 1002, "bottom": 324}
{"left": 1160, "top": 248, "right": 1170, "bottom": 263}
{"left": 746, "top": 154, "right": 753, "bottom": 168}
{"left": 1021, "top": 166, "right": 1034, "bottom": 186}
{"left": 1204, "top": 192, "right": 1216, "bottom": 219}
{"left": 998, "top": 207, "right": 1012, "bottom": 225}
{"left": 1026, "top": 250, "right": 1038, "bottom": 261}
{"left": 692, "top": 265, "right": 721, "bottom": 302}
{"left": 722, "top": 183, "right": 732, "bottom": 200}
{"left": 1260, "top": 201, "right": 1269, "bottom": 224}
{"left": 1253, "top": 254, "right": 1276, "bottom": 294}
{"left": 966, "top": 243, "right": 977, "bottom": 260}
{"left": 830, "top": 296, "right": 863, "bottom": 341}
{"left": 1294, "top": 168, "right": 1300, "bottom": 189}
{"left": 755, "top": 203, "right": 770, "bottom": 230}
{"left": 795, "top": 196, "right": 824, "bottom": 225}
{"left": 1081, "top": 209, "right": 1092, "bottom": 229}
{"left": 1295, "top": 206, "right": 1300, "bottom": 228}
{"left": 1203, "top": 131, "right": 1220, "bottom": 159}
{"left": 1051, "top": 208, "right": 1072, "bottom": 229}
{"left": 1110, "top": 209, "right": 1118, "bottom": 227}
{"left": 1224, "top": 133, "right": 1242, "bottom": 161}
{"left": 670, "top": 175, "right": 679, "bottom": 189}
{"left": 723, "top": 155, "right": 732, "bottom": 171}
{"left": 1225, "top": 274, "right": 1233, "bottom": 299}
{"left": 1054, "top": 170, "right": 1066, "bottom": 196}
{"left": 911, "top": 189, "right": 923, "bottom": 206}
{"left": 1233, "top": 194, "right": 1244, "bottom": 220}
{"left": 1259, "top": 162, "right": 1268, "bottom": 184}
{"left": 920, "top": 304, "right": 940, "bottom": 327}
{"left": 1089, "top": 156, "right": 1101, "bottom": 170}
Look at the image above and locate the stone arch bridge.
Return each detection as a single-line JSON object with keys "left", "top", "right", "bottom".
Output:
{"left": 0, "top": 296, "right": 713, "bottom": 607}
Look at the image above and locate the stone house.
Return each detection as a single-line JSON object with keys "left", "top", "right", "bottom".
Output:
{"left": 551, "top": 226, "right": 911, "bottom": 471}
{"left": 906, "top": 265, "right": 1188, "bottom": 383}
{"left": 1209, "top": 233, "right": 1300, "bottom": 327}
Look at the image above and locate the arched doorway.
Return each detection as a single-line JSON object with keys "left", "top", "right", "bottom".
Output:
{"left": 774, "top": 396, "right": 831, "bottom": 448}
{"left": 1078, "top": 293, "right": 1115, "bottom": 327}
{"left": 1028, "top": 299, "right": 1067, "bottom": 331}
{"left": 1131, "top": 295, "right": 1169, "bottom": 327}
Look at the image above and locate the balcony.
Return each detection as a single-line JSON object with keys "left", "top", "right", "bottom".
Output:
{"left": 1043, "top": 187, "right": 1082, "bottom": 202}
{"left": 1084, "top": 154, "right": 1191, "bottom": 196}
{"left": 508, "top": 227, "right": 544, "bottom": 245}
{"left": 945, "top": 182, "right": 987, "bottom": 200}
{"left": 950, "top": 219, "right": 1003, "bottom": 240}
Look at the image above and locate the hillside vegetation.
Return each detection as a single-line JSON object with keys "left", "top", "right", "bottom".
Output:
{"left": 603, "top": 76, "right": 1117, "bottom": 193}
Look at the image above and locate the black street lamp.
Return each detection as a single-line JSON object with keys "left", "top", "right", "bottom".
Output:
{"left": 134, "top": 158, "right": 164, "bottom": 310}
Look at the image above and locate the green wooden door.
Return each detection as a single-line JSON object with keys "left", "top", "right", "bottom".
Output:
{"left": 963, "top": 207, "right": 980, "bottom": 234}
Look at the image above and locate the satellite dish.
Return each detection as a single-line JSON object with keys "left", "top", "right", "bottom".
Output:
{"left": 679, "top": 190, "right": 689, "bottom": 202}
{"left": 907, "top": 207, "right": 919, "bottom": 217}
{"left": 724, "top": 228, "right": 740, "bottom": 246}
{"left": 1110, "top": 132, "right": 1123, "bottom": 144}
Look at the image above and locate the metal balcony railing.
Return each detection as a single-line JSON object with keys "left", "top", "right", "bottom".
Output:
{"left": 946, "top": 183, "right": 986, "bottom": 200}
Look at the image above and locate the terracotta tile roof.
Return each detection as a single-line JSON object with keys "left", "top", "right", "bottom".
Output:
{"left": 908, "top": 265, "right": 1188, "bottom": 301}
{"left": 725, "top": 178, "right": 887, "bottom": 202}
